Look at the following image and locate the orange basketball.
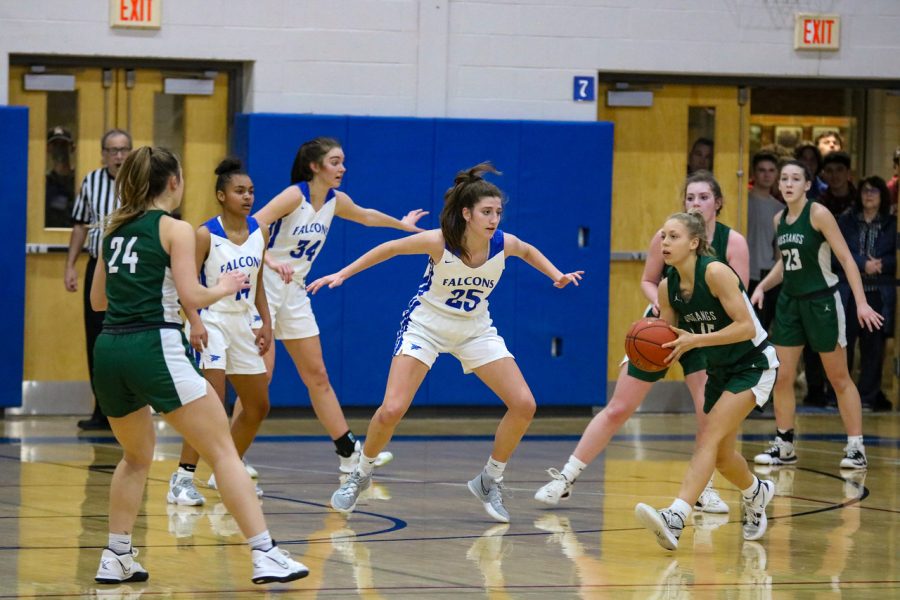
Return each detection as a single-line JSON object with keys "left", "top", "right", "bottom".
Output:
{"left": 625, "top": 318, "right": 677, "bottom": 372}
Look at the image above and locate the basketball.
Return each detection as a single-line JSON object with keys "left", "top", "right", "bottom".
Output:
{"left": 625, "top": 318, "right": 677, "bottom": 372}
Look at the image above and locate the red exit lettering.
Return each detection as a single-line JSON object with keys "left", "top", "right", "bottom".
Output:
{"left": 802, "top": 18, "right": 834, "bottom": 45}
{"left": 120, "top": 0, "right": 152, "bottom": 23}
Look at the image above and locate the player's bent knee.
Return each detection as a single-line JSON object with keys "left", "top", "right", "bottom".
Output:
{"left": 376, "top": 402, "right": 407, "bottom": 427}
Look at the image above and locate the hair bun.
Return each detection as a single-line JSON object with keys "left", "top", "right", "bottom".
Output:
{"left": 215, "top": 157, "right": 243, "bottom": 176}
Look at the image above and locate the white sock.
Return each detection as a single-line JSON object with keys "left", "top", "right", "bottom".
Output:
{"left": 705, "top": 475, "right": 715, "bottom": 489}
{"left": 176, "top": 467, "right": 194, "bottom": 479}
{"left": 668, "top": 498, "right": 692, "bottom": 521}
{"left": 561, "top": 455, "right": 587, "bottom": 482}
{"left": 108, "top": 533, "right": 132, "bottom": 555}
{"left": 358, "top": 452, "right": 378, "bottom": 476}
{"left": 741, "top": 475, "right": 761, "bottom": 500}
{"left": 847, "top": 435, "right": 864, "bottom": 448}
{"left": 484, "top": 457, "right": 506, "bottom": 481}
{"left": 247, "top": 529, "right": 274, "bottom": 552}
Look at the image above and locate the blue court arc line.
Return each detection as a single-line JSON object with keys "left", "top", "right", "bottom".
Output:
{"left": 2, "top": 432, "right": 899, "bottom": 446}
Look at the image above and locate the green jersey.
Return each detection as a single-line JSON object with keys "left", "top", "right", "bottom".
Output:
{"left": 666, "top": 255, "right": 767, "bottom": 369}
{"left": 102, "top": 210, "right": 181, "bottom": 327}
{"left": 776, "top": 200, "right": 838, "bottom": 297}
{"left": 710, "top": 221, "right": 730, "bottom": 263}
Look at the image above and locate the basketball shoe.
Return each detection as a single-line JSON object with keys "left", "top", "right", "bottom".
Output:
{"left": 634, "top": 504, "right": 684, "bottom": 551}
{"left": 166, "top": 469, "right": 205, "bottom": 506}
{"left": 339, "top": 440, "right": 394, "bottom": 474}
{"left": 753, "top": 436, "right": 797, "bottom": 465}
{"left": 331, "top": 469, "right": 372, "bottom": 513}
{"left": 95, "top": 548, "right": 149, "bottom": 584}
{"left": 250, "top": 546, "right": 309, "bottom": 584}
{"left": 534, "top": 468, "right": 574, "bottom": 505}
{"left": 741, "top": 479, "right": 774, "bottom": 541}
{"left": 468, "top": 472, "right": 510, "bottom": 523}
{"left": 839, "top": 441, "right": 867, "bottom": 470}
{"left": 695, "top": 485, "right": 729, "bottom": 513}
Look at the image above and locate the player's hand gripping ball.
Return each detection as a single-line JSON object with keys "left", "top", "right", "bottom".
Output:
{"left": 625, "top": 318, "right": 677, "bottom": 372}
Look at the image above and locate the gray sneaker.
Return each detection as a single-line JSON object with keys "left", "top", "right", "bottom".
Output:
{"left": 634, "top": 503, "right": 683, "bottom": 551}
{"left": 742, "top": 479, "right": 774, "bottom": 541}
{"left": 331, "top": 470, "right": 372, "bottom": 513}
{"left": 467, "top": 472, "right": 510, "bottom": 523}
{"left": 167, "top": 470, "right": 206, "bottom": 506}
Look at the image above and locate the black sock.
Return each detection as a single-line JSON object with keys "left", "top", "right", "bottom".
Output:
{"left": 178, "top": 463, "right": 197, "bottom": 473}
{"left": 334, "top": 431, "right": 358, "bottom": 458}
{"left": 776, "top": 429, "right": 794, "bottom": 444}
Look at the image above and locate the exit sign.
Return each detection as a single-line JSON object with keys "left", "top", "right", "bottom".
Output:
{"left": 794, "top": 13, "right": 840, "bottom": 50}
{"left": 110, "top": 0, "right": 161, "bottom": 29}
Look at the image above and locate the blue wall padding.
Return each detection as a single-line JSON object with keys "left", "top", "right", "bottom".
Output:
{"left": 233, "top": 113, "right": 612, "bottom": 408}
{"left": 0, "top": 107, "right": 28, "bottom": 407}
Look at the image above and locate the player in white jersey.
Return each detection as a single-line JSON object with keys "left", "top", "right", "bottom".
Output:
{"left": 251, "top": 137, "right": 427, "bottom": 473}
{"left": 308, "top": 163, "right": 583, "bottom": 522}
{"left": 166, "top": 158, "right": 274, "bottom": 507}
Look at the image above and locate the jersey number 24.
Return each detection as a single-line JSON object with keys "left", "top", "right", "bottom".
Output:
{"left": 108, "top": 236, "right": 139, "bottom": 274}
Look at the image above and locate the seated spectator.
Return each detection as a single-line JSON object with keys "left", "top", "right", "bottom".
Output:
{"left": 836, "top": 176, "right": 896, "bottom": 412}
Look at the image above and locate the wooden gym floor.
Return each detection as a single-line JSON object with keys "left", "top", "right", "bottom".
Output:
{"left": 1, "top": 410, "right": 898, "bottom": 598}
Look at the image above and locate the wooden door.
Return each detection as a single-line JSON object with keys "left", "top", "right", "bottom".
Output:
{"left": 599, "top": 83, "right": 750, "bottom": 380}
{"left": 9, "top": 65, "right": 229, "bottom": 393}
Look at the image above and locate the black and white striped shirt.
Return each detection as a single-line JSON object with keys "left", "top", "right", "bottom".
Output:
{"left": 71, "top": 167, "right": 119, "bottom": 258}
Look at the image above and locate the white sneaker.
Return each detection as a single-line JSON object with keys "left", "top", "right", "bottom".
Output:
{"left": 634, "top": 504, "right": 683, "bottom": 551}
{"left": 250, "top": 546, "right": 309, "bottom": 584}
{"left": 166, "top": 469, "right": 205, "bottom": 506}
{"left": 742, "top": 479, "right": 774, "bottom": 541}
{"left": 695, "top": 486, "right": 729, "bottom": 514}
{"left": 95, "top": 548, "right": 149, "bottom": 584}
{"left": 534, "top": 468, "right": 574, "bottom": 506}
{"left": 207, "top": 473, "right": 263, "bottom": 498}
{"left": 338, "top": 440, "right": 394, "bottom": 474}
{"left": 839, "top": 443, "right": 867, "bottom": 470}
{"left": 754, "top": 437, "right": 798, "bottom": 465}
{"left": 244, "top": 460, "right": 259, "bottom": 479}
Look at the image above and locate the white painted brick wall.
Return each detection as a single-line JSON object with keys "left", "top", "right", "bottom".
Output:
{"left": 0, "top": 0, "right": 897, "bottom": 120}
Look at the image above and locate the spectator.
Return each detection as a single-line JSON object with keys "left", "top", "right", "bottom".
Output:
{"left": 836, "top": 176, "right": 896, "bottom": 412}
{"left": 815, "top": 130, "right": 843, "bottom": 157}
{"left": 794, "top": 142, "right": 823, "bottom": 200}
{"left": 45, "top": 126, "right": 76, "bottom": 228}
{"left": 888, "top": 146, "right": 898, "bottom": 216}
{"left": 688, "top": 137, "right": 714, "bottom": 174}
{"left": 747, "top": 151, "right": 783, "bottom": 330}
{"left": 819, "top": 151, "right": 856, "bottom": 217}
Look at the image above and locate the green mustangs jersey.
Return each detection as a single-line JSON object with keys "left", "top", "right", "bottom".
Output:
{"left": 776, "top": 200, "right": 838, "bottom": 297}
{"left": 102, "top": 210, "right": 181, "bottom": 327}
{"left": 666, "top": 255, "right": 768, "bottom": 370}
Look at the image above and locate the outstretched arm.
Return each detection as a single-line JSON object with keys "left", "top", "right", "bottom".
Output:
{"left": 504, "top": 233, "right": 583, "bottom": 288}
{"left": 811, "top": 203, "right": 884, "bottom": 331}
{"left": 334, "top": 192, "right": 428, "bottom": 232}
{"left": 307, "top": 229, "right": 444, "bottom": 294}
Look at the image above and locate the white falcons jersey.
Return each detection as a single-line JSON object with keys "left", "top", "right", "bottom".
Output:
{"left": 265, "top": 181, "right": 336, "bottom": 285}
{"left": 201, "top": 216, "right": 265, "bottom": 313}
{"left": 415, "top": 229, "right": 506, "bottom": 318}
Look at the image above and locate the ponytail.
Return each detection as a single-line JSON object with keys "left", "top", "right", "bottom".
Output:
{"left": 106, "top": 146, "right": 180, "bottom": 236}
{"left": 440, "top": 162, "right": 503, "bottom": 261}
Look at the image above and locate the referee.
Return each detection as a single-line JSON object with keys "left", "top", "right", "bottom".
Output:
{"left": 64, "top": 129, "right": 131, "bottom": 431}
